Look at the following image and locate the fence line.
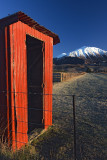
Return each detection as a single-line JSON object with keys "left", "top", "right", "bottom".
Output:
{"left": 0, "top": 91, "right": 106, "bottom": 159}
{"left": 0, "top": 90, "right": 106, "bottom": 99}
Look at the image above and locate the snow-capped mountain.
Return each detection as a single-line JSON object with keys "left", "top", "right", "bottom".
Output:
{"left": 69, "top": 46, "right": 107, "bottom": 58}
{"left": 54, "top": 46, "right": 107, "bottom": 65}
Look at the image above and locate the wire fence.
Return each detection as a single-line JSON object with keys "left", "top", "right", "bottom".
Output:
{"left": 0, "top": 90, "right": 107, "bottom": 159}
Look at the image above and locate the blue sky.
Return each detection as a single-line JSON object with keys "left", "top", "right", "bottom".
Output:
{"left": 0, "top": 0, "right": 107, "bottom": 57}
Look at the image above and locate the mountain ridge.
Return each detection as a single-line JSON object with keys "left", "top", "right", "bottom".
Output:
{"left": 69, "top": 46, "right": 107, "bottom": 58}
{"left": 54, "top": 46, "right": 107, "bottom": 65}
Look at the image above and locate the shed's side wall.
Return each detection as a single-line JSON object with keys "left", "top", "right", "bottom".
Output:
{"left": 0, "top": 27, "right": 11, "bottom": 143}
{"left": 0, "top": 28, "right": 7, "bottom": 139}
{"left": 9, "top": 21, "right": 53, "bottom": 149}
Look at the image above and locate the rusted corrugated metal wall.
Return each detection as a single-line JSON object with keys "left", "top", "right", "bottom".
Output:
{"left": 0, "top": 21, "right": 53, "bottom": 150}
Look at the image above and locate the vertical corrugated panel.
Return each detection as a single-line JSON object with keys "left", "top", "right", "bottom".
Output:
{"left": 20, "top": 22, "right": 24, "bottom": 145}
{"left": 17, "top": 22, "right": 22, "bottom": 148}
{"left": 44, "top": 37, "right": 49, "bottom": 128}
{"left": 48, "top": 37, "right": 51, "bottom": 127}
{"left": 44, "top": 36, "right": 53, "bottom": 128}
{"left": 20, "top": 21, "right": 28, "bottom": 146}
{"left": 47, "top": 36, "right": 50, "bottom": 128}
{"left": 13, "top": 22, "right": 20, "bottom": 149}
{"left": 15, "top": 22, "right": 22, "bottom": 149}
{"left": 9, "top": 24, "right": 16, "bottom": 150}
{"left": 18, "top": 21, "right": 23, "bottom": 149}
{"left": 13, "top": 22, "right": 21, "bottom": 149}
{"left": 48, "top": 37, "right": 50, "bottom": 127}
{"left": 22, "top": 22, "right": 28, "bottom": 145}
{"left": 49, "top": 38, "right": 53, "bottom": 125}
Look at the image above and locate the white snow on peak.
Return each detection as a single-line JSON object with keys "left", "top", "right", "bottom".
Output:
{"left": 69, "top": 46, "right": 107, "bottom": 58}
{"left": 57, "top": 53, "right": 67, "bottom": 58}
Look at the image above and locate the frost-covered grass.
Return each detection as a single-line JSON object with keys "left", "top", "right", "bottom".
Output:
{"left": 53, "top": 73, "right": 107, "bottom": 159}
{"left": 0, "top": 73, "right": 107, "bottom": 160}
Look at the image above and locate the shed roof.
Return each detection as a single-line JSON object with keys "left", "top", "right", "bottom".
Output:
{"left": 0, "top": 11, "right": 60, "bottom": 45}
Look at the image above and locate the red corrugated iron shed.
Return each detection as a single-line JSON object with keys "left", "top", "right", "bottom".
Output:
{"left": 0, "top": 11, "right": 60, "bottom": 150}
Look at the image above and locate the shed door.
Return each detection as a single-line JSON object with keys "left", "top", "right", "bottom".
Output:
{"left": 26, "top": 35, "right": 44, "bottom": 134}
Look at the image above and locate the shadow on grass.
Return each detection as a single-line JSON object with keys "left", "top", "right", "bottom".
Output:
{"left": 0, "top": 125, "right": 73, "bottom": 160}
{"left": 31, "top": 125, "right": 73, "bottom": 160}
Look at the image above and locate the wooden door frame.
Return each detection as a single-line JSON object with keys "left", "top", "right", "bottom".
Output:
{"left": 26, "top": 34, "right": 45, "bottom": 129}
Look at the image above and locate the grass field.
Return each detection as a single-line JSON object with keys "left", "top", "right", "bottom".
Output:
{"left": 52, "top": 73, "right": 107, "bottom": 160}
{"left": 0, "top": 73, "right": 107, "bottom": 160}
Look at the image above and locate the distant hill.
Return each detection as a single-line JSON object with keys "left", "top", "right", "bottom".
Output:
{"left": 53, "top": 57, "right": 85, "bottom": 65}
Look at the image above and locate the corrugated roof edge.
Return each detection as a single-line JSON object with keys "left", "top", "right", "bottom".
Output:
{"left": 0, "top": 11, "right": 60, "bottom": 45}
